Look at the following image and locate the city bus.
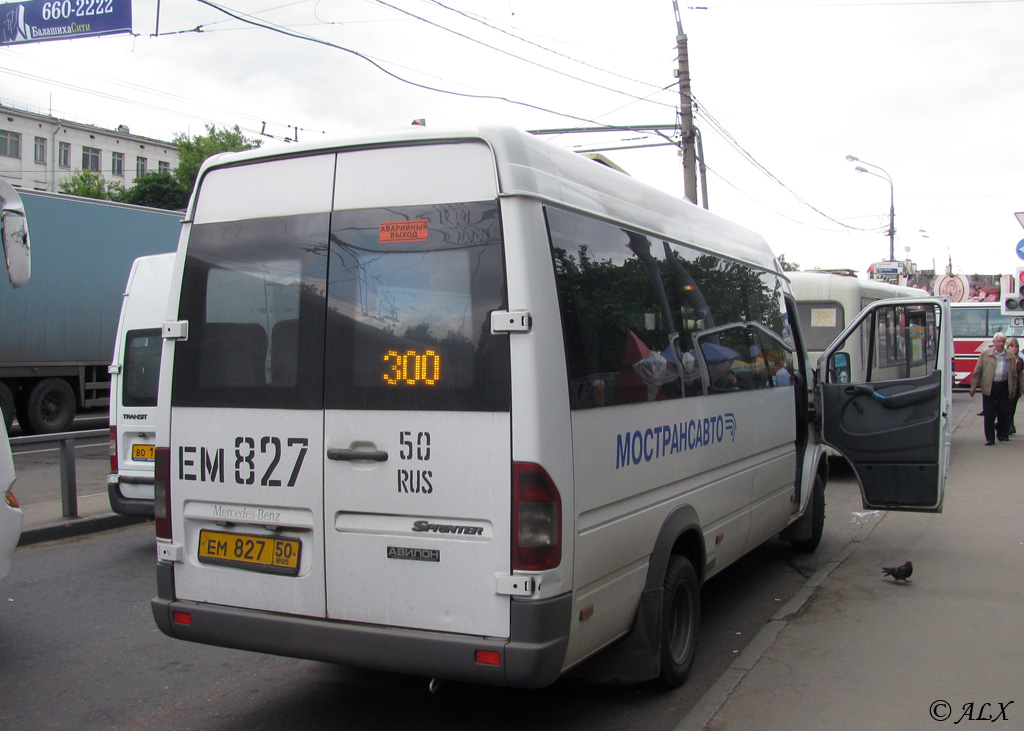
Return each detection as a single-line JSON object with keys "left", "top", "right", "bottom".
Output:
{"left": 151, "top": 126, "right": 951, "bottom": 689}
{"left": 950, "top": 302, "right": 1024, "bottom": 387}
{"left": 790, "top": 271, "right": 925, "bottom": 383}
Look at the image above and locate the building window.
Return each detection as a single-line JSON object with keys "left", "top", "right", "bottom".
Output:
{"left": 0, "top": 130, "right": 21, "bottom": 158}
{"left": 137, "top": 156, "right": 147, "bottom": 177}
{"left": 59, "top": 141, "right": 70, "bottom": 168}
{"left": 158, "top": 160, "right": 170, "bottom": 174}
{"left": 34, "top": 137, "right": 46, "bottom": 165}
{"left": 83, "top": 146, "right": 100, "bottom": 172}
{"left": 112, "top": 152, "right": 124, "bottom": 177}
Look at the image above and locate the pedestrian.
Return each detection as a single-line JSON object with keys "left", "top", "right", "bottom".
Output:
{"left": 970, "top": 332, "right": 1019, "bottom": 444}
{"left": 1006, "top": 336, "right": 1024, "bottom": 435}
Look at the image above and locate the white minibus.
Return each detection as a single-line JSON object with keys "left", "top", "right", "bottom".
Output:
{"left": 108, "top": 252, "right": 174, "bottom": 516}
{"left": 151, "top": 127, "right": 950, "bottom": 688}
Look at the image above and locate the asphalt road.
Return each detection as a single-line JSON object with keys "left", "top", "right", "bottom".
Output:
{"left": 1, "top": 471, "right": 873, "bottom": 731}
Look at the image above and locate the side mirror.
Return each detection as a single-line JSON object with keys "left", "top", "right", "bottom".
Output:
{"left": 0, "top": 179, "right": 31, "bottom": 289}
{"left": 830, "top": 352, "right": 851, "bottom": 384}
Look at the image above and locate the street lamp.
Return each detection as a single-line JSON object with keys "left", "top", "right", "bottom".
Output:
{"left": 846, "top": 154, "right": 895, "bottom": 261}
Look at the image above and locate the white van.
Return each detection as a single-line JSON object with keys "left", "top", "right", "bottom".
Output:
{"left": 151, "top": 127, "right": 950, "bottom": 688}
{"left": 107, "top": 253, "right": 174, "bottom": 516}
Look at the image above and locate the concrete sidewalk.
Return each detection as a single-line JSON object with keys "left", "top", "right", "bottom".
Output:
{"left": 681, "top": 405, "right": 1024, "bottom": 730}
{"left": 17, "top": 491, "right": 147, "bottom": 546}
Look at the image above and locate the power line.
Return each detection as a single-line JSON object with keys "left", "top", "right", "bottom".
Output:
{"left": 197, "top": 0, "right": 627, "bottom": 128}
{"left": 691, "top": 0, "right": 1024, "bottom": 7}
{"left": 371, "top": 0, "right": 676, "bottom": 110}
{"left": 421, "top": 0, "right": 667, "bottom": 92}
{"left": 690, "top": 96, "right": 877, "bottom": 231}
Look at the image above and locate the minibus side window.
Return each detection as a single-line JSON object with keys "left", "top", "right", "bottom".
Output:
{"left": 546, "top": 207, "right": 682, "bottom": 409}
{"left": 661, "top": 243, "right": 778, "bottom": 396}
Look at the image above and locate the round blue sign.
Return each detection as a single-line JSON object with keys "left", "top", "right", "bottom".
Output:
{"left": 1017, "top": 238, "right": 1024, "bottom": 260}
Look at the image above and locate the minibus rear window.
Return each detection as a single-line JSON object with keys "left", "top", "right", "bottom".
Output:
{"left": 172, "top": 213, "right": 328, "bottom": 410}
{"left": 796, "top": 301, "right": 845, "bottom": 352}
{"left": 122, "top": 328, "right": 162, "bottom": 407}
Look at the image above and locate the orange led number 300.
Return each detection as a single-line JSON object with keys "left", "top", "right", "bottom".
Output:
{"left": 383, "top": 349, "right": 442, "bottom": 386}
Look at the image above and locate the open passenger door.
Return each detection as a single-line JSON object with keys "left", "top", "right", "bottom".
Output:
{"left": 817, "top": 297, "right": 950, "bottom": 513}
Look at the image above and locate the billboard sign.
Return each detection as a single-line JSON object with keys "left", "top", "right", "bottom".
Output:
{"left": 1, "top": 0, "right": 132, "bottom": 46}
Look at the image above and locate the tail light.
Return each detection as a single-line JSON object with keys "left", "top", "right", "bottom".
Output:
{"left": 109, "top": 426, "right": 118, "bottom": 473}
{"left": 4, "top": 489, "right": 19, "bottom": 509}
{"left": 154, "top": 446, "right": 172, "bottom": 539}
{"left": 512, "top": 462, "right": 561, "bottom": 571}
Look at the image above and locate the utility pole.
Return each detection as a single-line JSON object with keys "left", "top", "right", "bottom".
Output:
{"left": 673, "top": 1, "right": 698, "bottom": 206}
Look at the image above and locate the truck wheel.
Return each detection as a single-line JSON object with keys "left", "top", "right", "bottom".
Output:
{"left": 790, "top": 475, "right": 825, "bottom": 553}
{"left": 0, "top": 383, "right": 14, "bottom": 432}
{"left": 656, "top": 554, "right": 700, "bottom": 688}
{"left": 24, "top": 378, "right": 76, "bottom": 434}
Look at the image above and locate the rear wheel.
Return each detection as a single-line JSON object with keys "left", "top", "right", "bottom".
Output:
{"left": 23, "top": 378, "right": 76, "bottom": 434}
{"left": 657, "top": 554, "right": 700, "bottom": 688}
{"left": 0, "top": 382, "right": 14, "bottom": 432}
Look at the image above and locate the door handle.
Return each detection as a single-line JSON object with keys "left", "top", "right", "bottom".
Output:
{"left": 327, "top": 448, "right": 389, "bottom": 462}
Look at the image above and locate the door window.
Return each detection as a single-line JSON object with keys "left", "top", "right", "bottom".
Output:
{"left": 325, "top": 201, "right": 510, "bottom": 412}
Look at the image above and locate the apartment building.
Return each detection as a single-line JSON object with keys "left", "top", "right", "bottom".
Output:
{"left": 0, "top": 102, "right": 178, "bottom": 192}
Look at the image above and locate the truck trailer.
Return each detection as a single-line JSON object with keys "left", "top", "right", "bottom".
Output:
{"left": 0, "top": 190, "right": 182, "bottom": 434}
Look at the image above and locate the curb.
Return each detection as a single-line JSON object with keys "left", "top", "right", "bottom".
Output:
{"left": 18, "top": 514, "right": 149, "bottom": 547}
{"left": 674, "top": 508, "right": 886, "bottom": 731}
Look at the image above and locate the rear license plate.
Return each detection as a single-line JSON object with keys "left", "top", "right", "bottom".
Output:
{"left": 197, "top": 529, "right": 301, "bottom": 576}
{"left": 132, "top": 444, "right": 155, "bottom": 461}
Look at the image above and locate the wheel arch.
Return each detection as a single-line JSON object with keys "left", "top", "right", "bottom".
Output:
{"left": 644, "top": 503, "right": 706, "bottom": 591}
{"left": 568, "top": 504, "right": 706, "bottom": 685}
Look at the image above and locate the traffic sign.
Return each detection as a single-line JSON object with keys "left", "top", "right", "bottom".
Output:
{"left": 1017, "top": 238, "right": 1024, "bottom": 260}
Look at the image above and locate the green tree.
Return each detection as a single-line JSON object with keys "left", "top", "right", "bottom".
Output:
{"left": 173, "top": 124, "right": 262, "bottom": 193}
{"left": 120, "top": 171, "right": 190, "bottom": 210}
{"left": 58, "top": 169, "right": 125, "bottom": 201}
{"left": 778, "top": 254, "right": 800, "bottom": 272}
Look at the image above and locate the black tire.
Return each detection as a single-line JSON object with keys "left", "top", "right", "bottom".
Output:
{"left": 0, "top": 382, "right": 14, "bottom": 433}
{"left": 656, "top": 554, "right": 700, "bottom": 688}
{"left": 23, "top": 378, "right": 76, "bottom": 435}
{"left": 790, "top": 475, "right": 825, "bottom": 553}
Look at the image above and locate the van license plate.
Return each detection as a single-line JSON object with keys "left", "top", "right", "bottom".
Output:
{"left": 197, "top": 530, "right": 301, "bottom": 576}
{"left": 132, "top": 444, "right": 155, "bottom": 461}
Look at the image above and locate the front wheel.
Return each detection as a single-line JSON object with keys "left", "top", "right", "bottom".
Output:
{"left": 790, "top": 475, "right": 825, "bottom": 553}
{"left": 656, "top": 554, "right": 700, "bottom": 688}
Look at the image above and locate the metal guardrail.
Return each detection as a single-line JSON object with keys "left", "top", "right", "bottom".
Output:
{"left": 9, "top": 428, "right": 108, "bottom": 519}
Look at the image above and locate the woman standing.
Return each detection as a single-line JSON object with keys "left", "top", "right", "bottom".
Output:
{"left": 1007, "top": 337, "right": 1024, "bottom": 435}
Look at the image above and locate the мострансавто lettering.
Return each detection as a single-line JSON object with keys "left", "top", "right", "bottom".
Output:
{"left": 616, "top": 413, "right": 736, "bottom": 469}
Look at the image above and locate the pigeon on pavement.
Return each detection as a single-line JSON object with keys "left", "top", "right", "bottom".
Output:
{"left": 882, "top": 561, "right": 913, "bottom": 583}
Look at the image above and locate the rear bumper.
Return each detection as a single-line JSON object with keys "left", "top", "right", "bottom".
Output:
{"left": 107, "top": 482, "right": 155, "bottom": 517}
{"left": 151, "top": 563, "right": 572, "bottom": 688}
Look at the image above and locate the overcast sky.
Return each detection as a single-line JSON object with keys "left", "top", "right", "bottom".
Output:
{"left": 2, "top": 0, "right": 1022, "bottom": 279}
